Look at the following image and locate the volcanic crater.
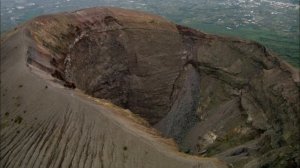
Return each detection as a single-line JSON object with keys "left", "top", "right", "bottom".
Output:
{"left": 1, "top": 7, "right": 299, "bottom": 168}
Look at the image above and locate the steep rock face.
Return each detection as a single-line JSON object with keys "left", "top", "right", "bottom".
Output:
{"left": 27, "top": 8, "right": 185, "bottom": 124}
{"left": 175, "top": 26, "right": 300, "bottom": 167}
{"left": 1, "top": 7, "right": 299, "bottom": 168}
{"left": 0, "top": 8, "right": 226, "bottom": 168}
{"left": 155, "top": 64, "right": 201, "bottom": 143}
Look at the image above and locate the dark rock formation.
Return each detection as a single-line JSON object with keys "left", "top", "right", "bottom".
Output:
{"left": 26, "top": 8, "right": 186, "bottom": 125}
{"left": 1, "top": 7, "right": 299, "bottom": 168}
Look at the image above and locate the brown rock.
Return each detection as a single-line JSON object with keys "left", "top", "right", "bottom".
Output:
{"left": 1, "top": 7, "right": 299, "bottom": 168}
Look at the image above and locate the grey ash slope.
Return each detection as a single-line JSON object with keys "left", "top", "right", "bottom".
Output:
{"left": 1, "top": 7, "right": 300, "bottom": 168}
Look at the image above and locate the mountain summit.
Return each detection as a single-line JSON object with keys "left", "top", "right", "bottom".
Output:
{"left": 1, "top": 7, "right": 299, "bottom": 168}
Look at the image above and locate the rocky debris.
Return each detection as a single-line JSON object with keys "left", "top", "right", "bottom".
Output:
{"left": 1, "top": 7, "right": 299, "bottom": 168}
{"left": 155, "top": 64, "right": 201, "bottom": 144}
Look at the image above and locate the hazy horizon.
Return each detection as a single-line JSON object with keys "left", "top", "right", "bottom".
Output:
{"left": 1, "top": 0, "right": 299, "bottom": 66}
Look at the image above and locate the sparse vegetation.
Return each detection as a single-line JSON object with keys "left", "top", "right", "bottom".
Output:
{"left": 149, "top": 19, "right": 155, "bottom": 24}
{"left": 184, "top": 149, "right": 191, "bottom": 154}
{"left": 4, "top": 112, "right": 9, "bottom": 116}
{"left": 14, "top": 116, "right": 23, "bottom": 124}
{"left": 149, "top": 19, "right": 160, "bottom": 25}
{"left": 123, "top": 146, "right": 128, "bottom": 151}
{"left": 204, "top": 126, "right": 260, "bottom": 156}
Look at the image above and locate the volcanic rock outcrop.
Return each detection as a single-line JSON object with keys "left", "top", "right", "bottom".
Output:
{"left": 1, "top": 7, "right": 299, "bottom": 168}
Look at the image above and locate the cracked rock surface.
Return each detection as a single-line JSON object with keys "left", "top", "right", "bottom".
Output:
{"left": 1, "top": 7, "right": 299, "bottom": 168}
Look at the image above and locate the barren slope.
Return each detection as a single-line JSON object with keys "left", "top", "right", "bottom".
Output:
{"left": 1, "top": 7, "right": 299, "bottom": 168}
{"left": 0, "top": 22, "right": 226, "bottom": 168}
